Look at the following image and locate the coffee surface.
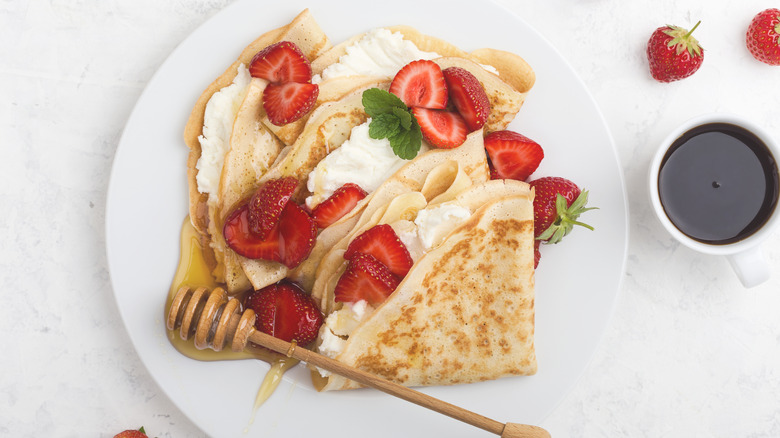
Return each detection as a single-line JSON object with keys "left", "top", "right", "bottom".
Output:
{"left": 658, "top": 123, "right": 779, "bottom": 244}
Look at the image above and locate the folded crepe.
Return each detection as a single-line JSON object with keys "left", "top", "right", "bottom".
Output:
{"left": 183, "top": 9, "right": 333, "bottom": 293}
{"left": 236, "top": 83, "right": 389, "bottom": 290}
{"left": 290, "top": 129, "right": 490, "bottom": 294}
{"left": 312, "top": 179, "right": 537, "bottom": 390}
{"left": 311, "top": 25, "right": 535, "bottom": 133}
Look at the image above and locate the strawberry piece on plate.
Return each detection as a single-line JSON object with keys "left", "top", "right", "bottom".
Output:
{"left": 389, "top": 60, "right": 448, "bottom": 109}
{"left": 311, "top": 183, "right": 368, "bottom": 229}
{"left": 245, "top": 280, "right": 323, "bottom": 345}
{"left": 247, "top": 177, "right": 299, "bottom": 239}
{"left": 223, "top": 201, "right": 316, "bottom": 268}
{"left": 344, "top": 224, "right": 413, "bottom": 278}
{"left": 113, "top": 428, "right": 148, "bottom": 438}
{"left": 484, "top": 130, "right": 544, "bottom": 181}
{"left": 249, "top": 41, "right": 312, "bottom": 84}
{"left": 334, "top": 253, "right": 400, "bottom": 307}
{"left": 442, "top": 67, "right": 490, "bottom": 131}
{"left": 746, "top": 9, "right": 780, "bottom": 65}
{"left": 411, "top": 107, "right": 467, "bottom": 149}
{"left": 263, "top": 82, "right": 319, "bottom": 126}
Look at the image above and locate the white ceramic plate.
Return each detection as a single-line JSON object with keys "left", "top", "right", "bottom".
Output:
{"left": 106, "top": 1, "right": 628, "bottom": 436}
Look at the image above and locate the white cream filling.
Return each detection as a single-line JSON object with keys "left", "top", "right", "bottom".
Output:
{"left": 305, "top": 120, "right": 428, "bottom": 209}
{"left": 313, "top": 28, "right": 441, "bottom": 84}
{"left": 195, "top": 64, "right": 251, "bottom": 203}
{"left": 317, "top": 300, "right": 372, "bottom": 376}
{"left": 414, "top": 203, "right": 472, "bottom": 250}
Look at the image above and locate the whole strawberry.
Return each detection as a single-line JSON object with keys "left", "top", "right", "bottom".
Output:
{"left": 113, "top": 427, "right": 148, "bottom": 438}
{"left": 529, "top": 177, "right": 596, "bottom": 245}
{"left": 647, "top": 21, "right": 704, "bottom": 82}
{"left": 746, "top": 9, "right": 780, "bottom": 65}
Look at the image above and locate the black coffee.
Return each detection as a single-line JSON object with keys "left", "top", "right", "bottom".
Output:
{"left": 658, "top": 122, "right": 779, "bottom": 244}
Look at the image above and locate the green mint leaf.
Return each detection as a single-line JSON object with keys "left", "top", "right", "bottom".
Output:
{"left": 391, "top": 106, "right": 412, "bottom": 130}
{"left": 362, "top": 87, "right": 422, "bottom": 160}
{"left": 362, "top": 88, "right": 406, "bottom": 118}
{"left": 388, "top": 119, "right": 422, "bottom": 160}
{"left": 369, "top": 113, "right": 401, "bottom": 139}
{"left": 139, "top": 427, "right": 146, "bottom": 433}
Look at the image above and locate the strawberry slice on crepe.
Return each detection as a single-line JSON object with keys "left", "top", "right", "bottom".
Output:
{"left": 311, "top": 183, "right": 368, "bottom": 229}
{"left": 389, "top": 60, "right": 448, "bottom": 109}
{"left": 249, "top": 41, "right": 313, "bottom": 84}
{"left": 334, "top": 253, "right": 400, "bottom": 307}
{"left": 411, "top": 107, "right": 468, "bottom": 149}
{"left": 344, "top": 224, "right": 413, "bottom": 278}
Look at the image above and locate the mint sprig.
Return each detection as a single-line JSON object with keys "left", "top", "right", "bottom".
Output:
{"left": 362, "top": 88, "right": 422, "bottom": 160}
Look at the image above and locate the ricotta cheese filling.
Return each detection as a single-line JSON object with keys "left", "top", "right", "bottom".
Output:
{"left": 195, "top": 64, "right": 251, "bottom": 203}
{"left": 317, "top": 300, "right": 372, "bottom": 376}
{"left": 413, "top": 203, "right": 472, "bottom": 250}
{"left": 313, "top": 28, "right": 441, "bottom": 83}
{"left": 305, "top": 120, "right": 429, "bottom": 209}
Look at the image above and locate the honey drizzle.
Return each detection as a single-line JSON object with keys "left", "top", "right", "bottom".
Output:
{"left": 247, "top": 357, "right": 300, "bottom": 430}
{"left": 168, "top": 216, "right": 301, "bottom": 422}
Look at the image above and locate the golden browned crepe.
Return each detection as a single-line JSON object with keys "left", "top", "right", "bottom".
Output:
{"left": 314, "top": 180, "right": 536, "bottom": 390}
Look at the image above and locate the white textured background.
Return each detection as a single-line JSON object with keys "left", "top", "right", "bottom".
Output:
{"left": 2, "top": 0, "right": 780, "bottom": 437}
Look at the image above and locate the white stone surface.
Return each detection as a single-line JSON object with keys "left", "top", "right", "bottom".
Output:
{"left": 2, "top": 0, "right": 780, "bottom": 437}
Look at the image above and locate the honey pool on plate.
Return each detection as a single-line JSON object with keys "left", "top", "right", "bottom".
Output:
{"left": 167, "top": 217, "right": 298, "bottom": 413}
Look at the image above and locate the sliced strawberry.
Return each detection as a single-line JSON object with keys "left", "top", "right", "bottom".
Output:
{"left": 411, "top": 107, "right": 468, "bottom": 149}
{"left": 442, "top": 67, "right": 490, "bottom": 132}
{"left": 310, "top": 183, "right": 368, "bottom": 228}
{"left": 247, "top": 177, "right": 299, "bottom": 239}
{"left": 484, "top": 130, "right": 544, "bottom": 181}
{"left": 249, "top": 41, "right": 312, "bottom": 84}
{"left": 344, "top": 224, "right": 413, "bottom": 278}
{"left": 263, "top": 82, "right": 319, "bottom": 126}
{"left": 223, "top": 201, "right": 316, "bottom": 268}
{"left": 245, "top": 280, "right": 323, "bottom": 345}
{"left": 224, "top": 203, "right": 282, "bottom": 261}
{"left": 389, "top": 60, "right": 448, "bottom": 109}
{"left": 334, "top": 253, "right": 400, "bottom": 307}
{"left": 276, "top": 201, "right": 317, "bottom": 268}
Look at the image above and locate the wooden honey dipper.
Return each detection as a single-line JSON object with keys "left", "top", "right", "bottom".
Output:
{"left": 167, "top": 286, "right": 551, "bottom": 438}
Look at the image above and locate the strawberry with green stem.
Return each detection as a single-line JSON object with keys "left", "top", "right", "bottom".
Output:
{"left": 646, "top": 21, "right": 704, "bottom": 82}
{"left": 529, "top": 177, "right": 597, "bottom": 267}
{"left": 746, "top": 9, "right": 780, "bottom": 65}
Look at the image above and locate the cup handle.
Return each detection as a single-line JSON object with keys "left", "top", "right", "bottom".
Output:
{"left": 726, "top": 245, "right": 772, "bottom": 288}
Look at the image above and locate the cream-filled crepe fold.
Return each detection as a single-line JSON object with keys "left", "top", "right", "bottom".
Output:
{"left": 237, "top": 84, "right": 385, "bottom": 290}
{"left": 312, "top": 180, "right": 536, "bottom": 390}
{"left": 311, "top": 25, "right": 534, "bottom": 133}
{"left": 184, "top": 9, "right": 332, "bottom": 293}
{"left": 292, "top": 130, "right": 489, "bottom": 294}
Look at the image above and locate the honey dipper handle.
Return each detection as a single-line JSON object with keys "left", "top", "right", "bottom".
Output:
{"left": 246, "top": 328, "right": 550, "bottom": 438}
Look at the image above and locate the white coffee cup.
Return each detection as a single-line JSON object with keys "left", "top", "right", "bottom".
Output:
{"left": 648, "top": 113, "right": 780, "bottom": 288}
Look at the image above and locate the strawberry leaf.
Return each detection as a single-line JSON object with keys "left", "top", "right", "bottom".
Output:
{"left": 536, "top": 191, "right": 597, "bottom": 244}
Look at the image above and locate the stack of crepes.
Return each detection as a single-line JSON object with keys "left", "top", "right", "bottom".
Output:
{"left": 183, "top": 9, "right": 538, "bottom": 390}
